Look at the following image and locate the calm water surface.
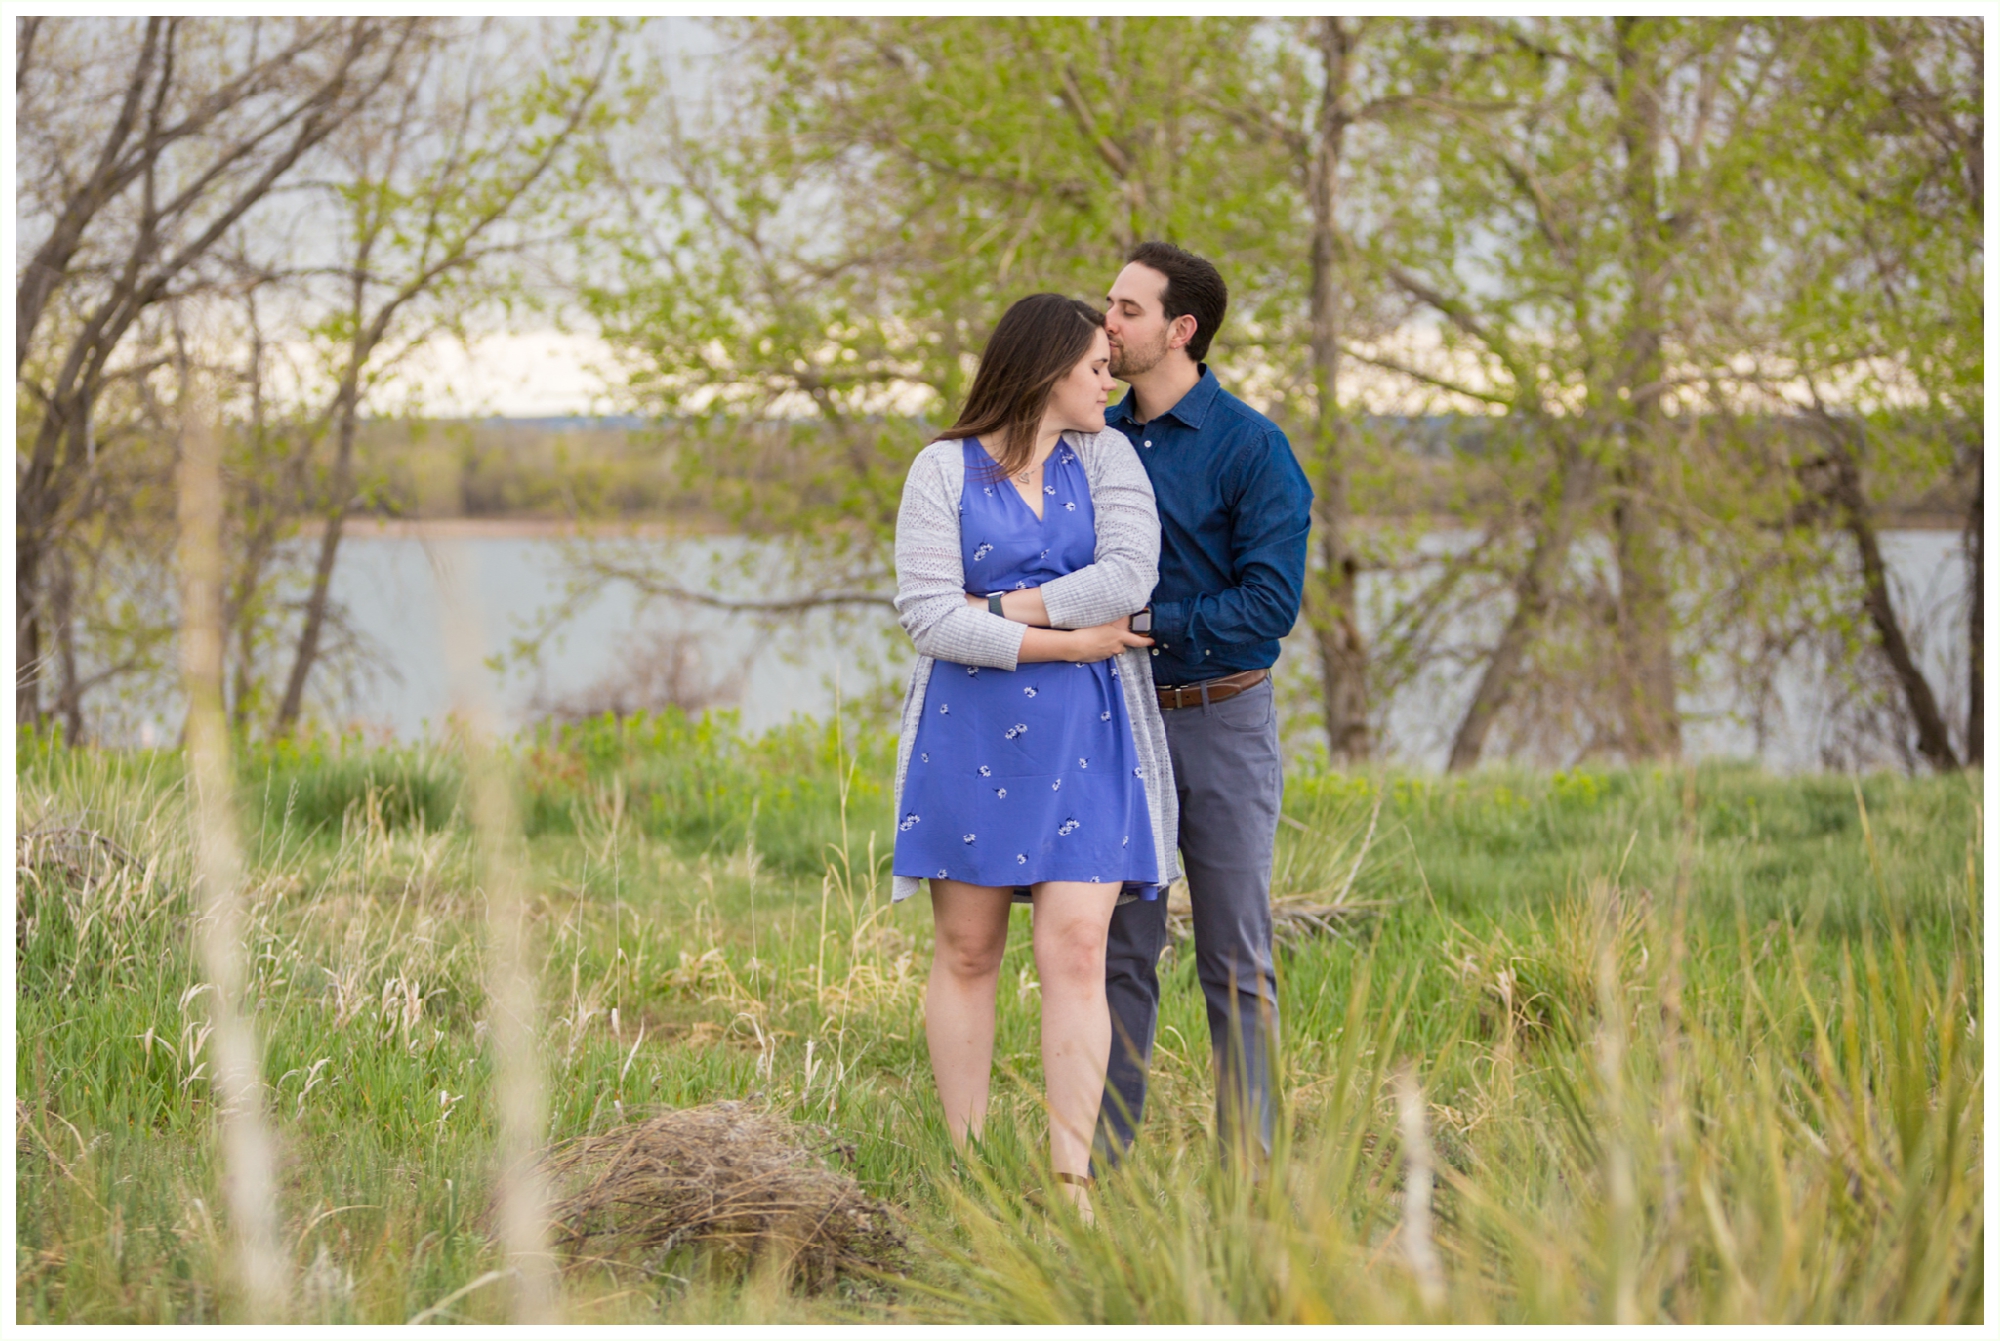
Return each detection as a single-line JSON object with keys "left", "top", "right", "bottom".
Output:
{"left": 326, "top": 528, "right": 1971, "bottom": 771}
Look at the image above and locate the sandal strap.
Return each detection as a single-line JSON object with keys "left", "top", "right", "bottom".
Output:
{"left": 1055, "top": 1171, "right": 1096, "bottom": 1188}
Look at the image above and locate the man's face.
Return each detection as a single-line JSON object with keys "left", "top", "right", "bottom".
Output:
{"left": 1105, "top": 262, "right": 1176, "bottom": 380}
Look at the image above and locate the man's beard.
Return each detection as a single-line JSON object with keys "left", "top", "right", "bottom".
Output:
{"left": 1109, "top": 329, "right": 1169, "bottom": 380}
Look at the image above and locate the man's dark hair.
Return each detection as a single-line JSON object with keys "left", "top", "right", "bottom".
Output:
{"left": 1126, "top": 240, "right": 1227, "bottom": 363}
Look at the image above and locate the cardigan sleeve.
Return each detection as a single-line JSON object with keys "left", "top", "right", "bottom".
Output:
{"left": 894, "top": 443, "right": 1026, "bottom": 670}
{"left": 1036, "top": 429, "right": 1161, "bottom": 631}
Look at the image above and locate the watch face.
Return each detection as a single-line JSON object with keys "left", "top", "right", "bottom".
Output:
{"left": 1132, "top": 611, "right": 1152, "bottom": 633}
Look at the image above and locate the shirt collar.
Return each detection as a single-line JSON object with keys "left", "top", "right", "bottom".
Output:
{"left": 1107, "top": 364, "right": 1219, "bottom": 431}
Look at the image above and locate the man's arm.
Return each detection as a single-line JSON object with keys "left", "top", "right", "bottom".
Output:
{"left": 1148, "top": 428, "right": 1313, "bottom": 655}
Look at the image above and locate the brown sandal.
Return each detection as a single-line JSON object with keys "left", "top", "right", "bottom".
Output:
{"left": 1055, "top": 1171, "right": 1096, "bottom": 1189}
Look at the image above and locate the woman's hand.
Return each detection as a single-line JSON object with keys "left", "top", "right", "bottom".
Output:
{"left": 1066, "top": 618, "right": 1154, "bottom": 661}
{"left": 1018, "top": 616, "right": 1151, "bottom": 664}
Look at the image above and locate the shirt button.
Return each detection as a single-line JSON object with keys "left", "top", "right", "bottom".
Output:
{"left": 1143, "top": 440, "right": 1152, "bottom": 448}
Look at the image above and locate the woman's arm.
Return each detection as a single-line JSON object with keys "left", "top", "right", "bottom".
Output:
{"left": 895, "top": 448, "right": 1028, "bottom": 669}
{"left": 962, "top": 587, "right": 1052, "bottom": 626}
{"left": 1002, "top": 430, "right": 1162, "bottom": 630}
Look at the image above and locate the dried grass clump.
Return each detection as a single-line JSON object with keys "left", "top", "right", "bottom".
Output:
{"left": 544, "top": 1102, "right": 905, "bottom": 1290}
{"left": 16, "top": 820, "right": 180, "bottom": 976}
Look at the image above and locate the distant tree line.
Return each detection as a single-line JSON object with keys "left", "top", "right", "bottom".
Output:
{"left": 16, "top": 17, "right": 1980, "bottom": 771}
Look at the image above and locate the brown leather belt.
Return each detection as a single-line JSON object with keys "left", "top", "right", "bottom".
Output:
{"left": 1156, "top": 667, "right": 1268, "bottom": 711}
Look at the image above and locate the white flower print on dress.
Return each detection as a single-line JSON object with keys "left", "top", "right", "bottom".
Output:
{"left": 939, "top": 703, "right": 950, "bottom": 714}
{"left": 1057, "top": 818, "right": 1080, "bottom": 836}
{"left": 920, "top": 753, "right": 929, "bottom": 763}
{"left": 1023, "top": 686, "right": 1037, "bottom": 698}
{"left": 978, "top": 765, "right": 991, "bottom": 777}
{"left": 1078, "top": 757, "right": 1089, "bottom": 768}
{"left": 994, "top": 787, "right": 1007, "bottom": 798}
{"left": 1100, "top": 711, "right": 1111, "bottom": 721}
{"left": 1051, "top": 778, "right": 1061, "bottom": 791}
{"left": 1043, "top": 484, "right": 1056, "bottom": 495}
{"left": 972, "top": 542, "right": 993, "bottom": 562}
{"left": 1064, "top": 501, "right": 1076, "bottom": 511}
{"left": 962, "top": 834, "right": 976, "bottom": 844}
{"left": 936, "top": 869, "right": 947, "bottom": 879}
{"left": 1016, "top": 854, "right": 1027, "bottom": 864}
{"left": 900, "top": 813, "right": 920, "bottom": 831}
{"left": 1003, "top": 723, "right": 1028, "bottom": 740}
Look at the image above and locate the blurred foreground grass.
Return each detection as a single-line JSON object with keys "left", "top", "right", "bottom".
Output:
{"left": 14, "top": 715, "right": 1983, "bottom": 1323}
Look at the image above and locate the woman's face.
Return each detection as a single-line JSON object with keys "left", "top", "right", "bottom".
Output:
{"left": 1044, "top": 328, "right": 1116, "bottom": 436}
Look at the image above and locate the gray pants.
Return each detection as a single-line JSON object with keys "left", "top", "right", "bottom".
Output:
{"left": 1096, "top": 676, "right": 1281, "bottom": 1169}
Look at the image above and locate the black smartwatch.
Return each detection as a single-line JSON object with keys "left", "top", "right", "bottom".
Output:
{"left": 988, "top": 593, "right": 1006, "bottom": 618}
{"left": 1130, "top": 606, "right": 1153, "bottom": 633}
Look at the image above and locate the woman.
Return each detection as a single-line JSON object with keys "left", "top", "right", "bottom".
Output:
{"left": 891, "top": 293, "right": 1177, "bottom": 1214}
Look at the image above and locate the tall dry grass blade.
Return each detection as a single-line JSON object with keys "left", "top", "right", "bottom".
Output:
{"left": 1592, "top": 916, "right": 1639, "bottom": 1324}
{"left": 428, "top": 539, "right": 558, "bottom": 1324}
{"left": 1393, "top": 1062, "right": 1445, "bottom": 1313}
{"left": 177, "top": 378, "right": 290, "bottom": 1319}
{"left": 1653, "top": 768, "right": 1697, "bottom": 1302}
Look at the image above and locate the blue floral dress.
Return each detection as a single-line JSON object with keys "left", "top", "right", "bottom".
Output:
{"left": 893, "top": 438, "right": 1160, "bottom": 898}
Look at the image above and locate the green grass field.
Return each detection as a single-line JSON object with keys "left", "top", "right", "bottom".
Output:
{"left": 14, "top": 712, "right": 1984, "bottom": 1323}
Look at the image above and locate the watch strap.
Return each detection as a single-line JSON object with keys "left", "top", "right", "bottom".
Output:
{"left": 988, "top": 593, "right": 1006, "bottom": 618}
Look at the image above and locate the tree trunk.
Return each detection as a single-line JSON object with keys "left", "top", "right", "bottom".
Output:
{"left": 51, "top": 548, "right": 84, "bottom": 745}
{"left": 1611, "top": 450, "right": 1678, "bottom": 758}
{"left": 1611, "top": 17, "right": 1680, "bottom": 761}
{"left": 1449, "top": 443, "right": 1596, "bottom": 771}
{"left": 1967, "top": 443, "right": 1982, "bottom": 765}
{"left": 16, "top": 403, "right": 75, "bottom": 728}
{"left": 16, "top": 529, "right": 44, "bottom": 727}
{"left": 1304, "top": 16, "right": 1371, "bottom": 764}
{"left": 1817, "top": 416, "right": 1960, "bottom": 771}
{"left": 272, "top": 378, "right": 362, "bottom": 735}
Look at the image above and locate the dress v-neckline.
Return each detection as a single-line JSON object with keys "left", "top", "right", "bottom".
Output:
{"left": 974, "top": 437, "right": 1050, "bottom": 523}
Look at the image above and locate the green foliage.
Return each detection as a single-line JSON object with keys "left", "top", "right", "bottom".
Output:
{"left": 513, "top": 709, "right": 893, "bottom": 875}
{"left": 239, "top": 734, "right": 465, "bottom": 839}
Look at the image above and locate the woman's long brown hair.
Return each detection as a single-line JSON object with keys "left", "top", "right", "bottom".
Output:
{"left": 933, "top": 294, "right": 1106, "bottom": 480}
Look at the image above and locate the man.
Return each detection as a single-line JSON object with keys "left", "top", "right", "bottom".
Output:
{"left": 1095, "top": 240, "right": 1313, "bottom": 1168}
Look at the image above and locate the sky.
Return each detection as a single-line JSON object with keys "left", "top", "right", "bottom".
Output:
{"left": 375, "top": 17, "right": 717, "bottom": 418}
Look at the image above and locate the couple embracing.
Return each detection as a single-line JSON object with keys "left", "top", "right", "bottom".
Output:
{"left": 890, "top": 243, "right": 1313, "bottom": 1214}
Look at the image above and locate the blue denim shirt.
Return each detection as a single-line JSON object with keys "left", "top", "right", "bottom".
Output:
{"left": 1105, "top": 367, "right": 1314, "bottom": 687}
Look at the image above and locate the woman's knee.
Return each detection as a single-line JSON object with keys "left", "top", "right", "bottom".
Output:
{"left": 1036, "top": 923, "right": 1109, "bottom": 989}
{"left": 934, "top": 925, "right": 1008, "bottom": 981}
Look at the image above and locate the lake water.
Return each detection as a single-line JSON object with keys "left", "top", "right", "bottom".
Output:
{"left": 321, "top": 524, "right": 1973, "bottom": 772}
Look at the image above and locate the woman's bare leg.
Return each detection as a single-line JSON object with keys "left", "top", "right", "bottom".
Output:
{"left": 925, "top": 878, "right": 1014, "bottom": 1148}
{"left": 1032, "top": 881, "right": 1118, "bottom": 1214}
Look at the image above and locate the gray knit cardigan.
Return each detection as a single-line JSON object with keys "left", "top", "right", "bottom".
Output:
{"left": 889, "top": 429, "right": 1180, "bottom": 904}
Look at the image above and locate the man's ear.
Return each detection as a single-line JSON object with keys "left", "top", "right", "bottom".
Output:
{"left": 1166, "top": 313, "right": 1198, "bottom": 352}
